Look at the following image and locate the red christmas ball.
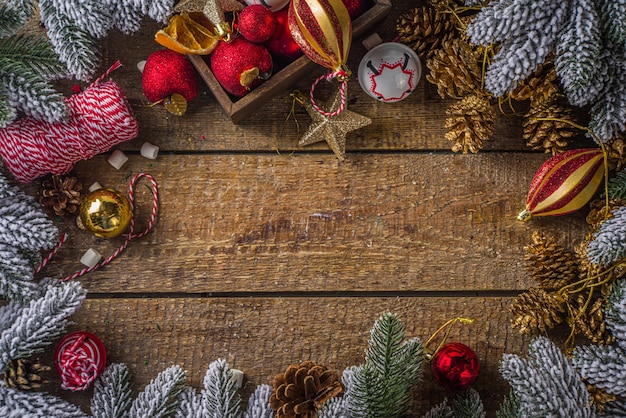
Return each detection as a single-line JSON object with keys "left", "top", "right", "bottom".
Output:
{"left": 142, "top": 50, "right": 198, "bottom": 103}
{"left": 342, "top": 0, "right": 369, "bottom": 18}
{"left": 239, "top": 5, "right": 277, "bottom": 43}
{"left": 264, "top": 9, "right": 303, "bottom": 64}
{"left": 431, "top": 342, "right": 480, "bottom": 391}
{"left": 210, "top": 37, "right": 273, "bottom": 97}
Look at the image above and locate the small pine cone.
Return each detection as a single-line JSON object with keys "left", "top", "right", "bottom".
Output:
{"left": 510, "top": 62, "right": 558, "bottom": 103}
{"left": 426, "top": 38, "right": 482, "bottom": 99}
{"left": 270, "top": 361, "right": 343, "bottom": 418}
{"left": 3, "top": 358, "right": 51, "bottom": 390}
{"left": 569, "top": 295, "right": 615, "bottom": 345}
{"left": 586, "top": 198, "right": 625, "bottom": 231}
{"left": 574, "top": 238, "right": 608, "bottom": 285}
{"left": 524, "top": 231, "right": 579, "bottom": 290}
{"left": 605, "top": 132, "right": 626, "bottom": 172}
{"left": 586, "top": 384, "right": 618, "bottom": 413}
{"left": 444, "top": 94, "right": 495, "bottom": 153}
{"left": 396, "top": 6, "right": 455, "bottom": 61}
{"left": 522, "top": 102, "right": 579, "bottom": 155}
{"left": 38, "top": 175, "right": 84, "bottom": 217}
{"left": 510, "top": 287, "right": 566, "bottom": 335}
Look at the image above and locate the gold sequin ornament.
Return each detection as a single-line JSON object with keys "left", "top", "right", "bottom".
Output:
{"left": 78, "top": 188, "right": 132, "bottom": 238}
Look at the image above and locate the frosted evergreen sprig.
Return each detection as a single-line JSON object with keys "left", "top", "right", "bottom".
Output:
{"left": 587, "top": 206, "right": 626, "bottom": 267}
{"left": 606, "top": 170, "right": 626, "bottom": 201}
{"left": 466, "top": 0, "right": 568, "bottom": 97}
{"left": 201, "top": 359, "right": 242, "bottom": 418}
{"left": 244, "top": 384, "right": 274, "bottom": 418}
{"left": 0, "top": 279, "right": 86, "bottom": 372}
{"left": 0, "top": 0, "right": 36, "bottom": 37}
{"left": 554, "top": 0, "right": 606, "bottom": 107}
{"left": 596, "top": 0, "right": 626, "bottom": 46}
{"left": 572, "top": 344, "right": 626, "bottom": 397}
{"left": 452, "top": 389, "right": 486, "bottom": 418}
{"left": 176, "top": 388, "right": 204, "bottom": 418}
{"left": 422, "top": 398, "right": 453, "bottom": 418}
{"left": 0, "top": 383, "right": 88, "bottom": 418}
{"left": 604, "top": 398, "right": 626, "bottom": 417}
{"left": 500, "top": 336, "right": 592, "bottom": 417}
{"left": 92, "top": 363, "right": 133, "bottom": 418}
{"left": 0, "top": 35, "right": 70, "bottom": 81}
{"left": 605, "top": 279, "right": 626, "bottom": 348}
{"left": 345, "top": 312, "right": 425, "bottom": 418}
{"left": 0, "top": 192, "right": 58, "bottom": 252}
{"left": 130, "top": 365, "right": 187, "bottom": 418}
{"left": 319, "top": 394, "right": 350, "bottom": 418}
{"left": 495, "top": 391, "right": 520, "bottom": 418}
{"left": 0, "top": 242, "right": 39, "bottom": 300}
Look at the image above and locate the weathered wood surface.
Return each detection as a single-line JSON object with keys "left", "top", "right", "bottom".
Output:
{"left": 24, "top": 0, "right": 593, "bottom": 415}
{"left": 43, "top": 297, "right": 528, "bottom": 415}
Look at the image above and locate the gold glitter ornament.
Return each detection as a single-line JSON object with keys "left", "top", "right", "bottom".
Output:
{"left": 78, "top": 188, "right": 132, "bottom": 238}
{"left": 296, "top": 88, "right": 372, "bottom": 161}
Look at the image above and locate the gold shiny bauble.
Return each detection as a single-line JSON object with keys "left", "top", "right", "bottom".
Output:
{"left": 78, "top": 188, "right": 132, "bottom": 238}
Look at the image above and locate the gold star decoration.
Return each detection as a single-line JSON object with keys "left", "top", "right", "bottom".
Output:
{"left": 297, "top": 87, "right": 372, "bottom": 161}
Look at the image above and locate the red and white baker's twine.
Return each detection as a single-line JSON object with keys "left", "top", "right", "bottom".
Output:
{"left": 58, "top": 334, "right": 98, "bottom": 391}
{"left": 0, "top": 61, "right": 138, "bottom": 183}
{"left": 309, "top": 69, "right": 349, "bottom": 117}
{"left": 35, "top": 173, "right": 159, "bottom": 281}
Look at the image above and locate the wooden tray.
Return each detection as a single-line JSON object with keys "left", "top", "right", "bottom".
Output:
{"left": 189, "top": 0, "right": 392, "bottom": 123}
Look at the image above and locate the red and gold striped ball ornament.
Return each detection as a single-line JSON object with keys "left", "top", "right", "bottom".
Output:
{"left": 517, "top": 148, "right": 605, "bottom": 221}
{"left": 288, "top": 0, "right": 353, "bottom": 116}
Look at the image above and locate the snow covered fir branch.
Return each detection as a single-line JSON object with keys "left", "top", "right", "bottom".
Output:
{"left": 0, "top": 0, "right": 174, "bottom": 128}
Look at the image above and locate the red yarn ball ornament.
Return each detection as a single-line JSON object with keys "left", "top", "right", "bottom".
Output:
{"left": 210, "top": 37, "right": 273, "bottom": 97}
{"left": 431, "top": 342, "right": 480, "bottom": 391}
{"left": 264, "top": 9, "right": 303, "bottom": 64}
{"left": 142, "top": 50, "right": 199, "bottom": 103}
{"left": 238, "top": 5, "right": 277, "bottom": 43}
{"left": 54, "top": 331, "right": 107, "bottom": 391}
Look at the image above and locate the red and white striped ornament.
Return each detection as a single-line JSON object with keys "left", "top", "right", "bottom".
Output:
{"left": 288, "top": 0, "right": 352, "bottom": 116}
{"left": 0, "top": 61, "right": 138, "bottom": 183}
{"left": 54, "top": 331, "right": 106, "bottom": 391}
{"left": 518, "top": 148, "right": 605, "bottom": 221}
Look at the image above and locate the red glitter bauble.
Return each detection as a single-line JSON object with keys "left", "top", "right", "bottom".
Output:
{"left": 239, "top": 5, "right": 277, "bottom": 43}
{"left": 210, "top": 38, "right": 273, "bottom": 97}
{"left": 264, "top": 9, "right": 303, "bottom": 64}
{"left": 342, "top": 0, "right": 369, "bottom": 18}
{"left": 431, "top": 342, "right": 480, "bottom": 391}
{"left": 142, "top": 50, "right": 198, "bottom": 102}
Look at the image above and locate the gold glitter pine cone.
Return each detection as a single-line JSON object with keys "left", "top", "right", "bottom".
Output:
{"left": 522, "top": 102, "right": 579, "bottom": 155}
{"left": 568, "top": 294, "right": 615, "bottom": 345}
{"left": 396, "top": 6, "right": 455, "bottom": 61}
{"left": 3, "top": 358, "right": 51, "bottom": 390}
{"left": 426, "top": 38, "right": 483, "bottom": 99}
{"left": 269, "top": 361, "right": 343, "bottom": 418}
{"left": 510, "top": 287, "right": 566, "bottom": 335}
{"left": 38, "top": 175, "right": 84, "bottom": 217}
{"left": 509, "top": 61, "right": 559, "bottom": 104}
{"left": 524, "top": 231, "right": 579, "bottom": 290}
{"left": 444, "top": 93, "right": 495, "bottom": 154}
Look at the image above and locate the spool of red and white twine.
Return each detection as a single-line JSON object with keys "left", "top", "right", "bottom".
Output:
{"left": 0, "top": 61, "right": 138, "bottom": 183}
{"left": 54, "top": 331, "right": 107, "bottom": 391}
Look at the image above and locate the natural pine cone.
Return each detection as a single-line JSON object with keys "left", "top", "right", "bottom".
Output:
{"left": 569, "top": 295, "right": 615, "bottom": 345}
{"left": 510, "top": 61, "right": 559, "bottom": 104}
{"left": 269, "top": 361, "right": 343, "bottom": 418}
{"left": 510, "top": 287, "right": 566, "bottom": 335}
{"left": 605, "top": 132, "right": 626, "bottom": 172}
{"left": 426, "top": 38, "right": 482, "bottom": 99}
{"left": 587, "top": 384, "right": 618, "bottom": 413}
{"left": 524, "top": 231, "right": 579, "bottom": 290}
{"left": 586, "top": 198, "right": 625, "bottom": 231}
{"left": 38, "top": 175, "right": 84, "bottom": 217}
{"left": 444, "top": 93, "right": 495, "bottom": 153}
{"left": 3, "top": 358, "right": 51, "bottom": 390}
{"left": 396, "top": 6, "right": 455, "bottom": 61}
{"left": 522, "top": 102, "right": 579, "bottom": 155}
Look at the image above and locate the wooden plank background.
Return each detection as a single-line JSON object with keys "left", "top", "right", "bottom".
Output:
{"left": 20, "top": 0, "right": 591, "bottom": 415}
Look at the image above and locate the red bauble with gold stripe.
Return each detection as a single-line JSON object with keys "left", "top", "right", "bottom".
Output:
{"left": 288, "top": 0, "right": 352, "bottom": 72}
{"left": 518, "top": 148, "right": 605, "bottom": 221}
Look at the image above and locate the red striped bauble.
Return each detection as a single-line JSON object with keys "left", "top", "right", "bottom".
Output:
{"left": 518, "top": 148, "right": 605, "bottom": 221}
{"left": 54, "top": 331, "right": 107, "bottom": 391}
{"left": 288, "top": 0, "right": 352, "bottom": 72}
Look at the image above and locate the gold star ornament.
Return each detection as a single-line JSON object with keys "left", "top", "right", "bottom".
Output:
{"left": 297, "top": 87, "right": 372, "bottom": 161}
